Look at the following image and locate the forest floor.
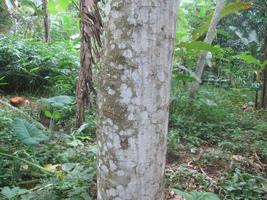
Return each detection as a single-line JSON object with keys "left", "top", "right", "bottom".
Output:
{"left": 0, "top": 86, "right": 267, "bottom": 200}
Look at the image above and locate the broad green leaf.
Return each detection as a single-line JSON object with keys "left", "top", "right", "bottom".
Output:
{"left": 1, "top": 186, "right": 29, "bottom": 199}
{"left": 177, "top": 41, "right": 221, "bottom": 53}
{"left": 44, "top": 110, "right": 52, "bottom": 118}
{"left": 47, "top": 0, "right": 57, "bottom": 15}
{"left": 193, "top": 2, "right": 253, "bottom": 40}
{"left": 52, "top": 111, "right": 61, "bottom": 120}
{"left": 58, "top": 0, "right": 71, "bottom": 10}
{"left": 62, "top": 15, "right": 72, "bottom": 29}
{"left": 40, "top": 95, "right": 74, "bottom": 107}
{"left": 13, "top": 118, "right": 48, "bottom": 145}
{"left": 235, "top": 54, "right": 261, "bottom": 67}
{"left": 48, "top": 0, "right": 71, "bottom": 15}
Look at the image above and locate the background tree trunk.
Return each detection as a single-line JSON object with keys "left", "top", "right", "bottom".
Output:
{"left": 76, "top": 0, "right": 102, "bottom": 128}
{"left": 261, "top": 31, "right": 267, "bottom": 108}
{"left": 97, "top": 0, "right": 178, "bottom": 199}
{"left": 189, "top": 0, "right": 225, "bottom": 97}
{"left": 42, "top": 0, "right": 50, "bottom": 42}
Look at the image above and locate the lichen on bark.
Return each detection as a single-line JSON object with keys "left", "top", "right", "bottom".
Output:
{"left": 97, "top": 0, "right": 179, "bottom": 199}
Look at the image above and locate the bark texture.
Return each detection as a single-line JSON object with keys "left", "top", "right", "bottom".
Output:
{"left": 42, "top": 0, "right": 50, "bottom": 42}
{"left": 76, "top": 0, "right": 102, "bottom": 128}
{"left": 97, "top": 1, "right": 178, "bottom": 199}
{"left": 189, "top": 0, "right": 225, "bottom": 97}
{"left": 261, "top": 31, "right": 267, "bottom": 108}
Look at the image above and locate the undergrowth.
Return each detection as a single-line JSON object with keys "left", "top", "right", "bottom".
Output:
{"left": 0, "top": 86, "right": 266, "bottom": 199}
{"left": 167, "top": 86, "right": 267, "bottom": 199}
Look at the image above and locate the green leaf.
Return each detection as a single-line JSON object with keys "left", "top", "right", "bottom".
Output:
{"left": 193, "top": 2, "right": 252, "bottom": 40}
{"left": 62, "top": 15, "right": 72, "bottom": 29}
{"left": 13, "top": 118, "right": 48, "bottom": 145}
{"left": 1, "top": 187, "right": 29, "bottom": 199}
{"left": 58, "top": 0, "right": 71, "bottom": 10}
{"left": 47, "top": 0, "right": 57, "bottom": 15}
{"left": 48, "top": 0, "right": 71, "bottom": 15}
{"left": 261, "top": 60, "right": 267, "bottom": 69}
{"left": 175, "top": 64, "right": 202, "bottom": 83}
{"left": 52, "top": 111, "right": 61, "bottom": 120}
{"left": 234, "top": 54, "right": 261, "bottom": 67}
{"left": 29, "top": 67, "right": 39, "bottom": 73}
{"left": 173, "top": 189, "right": 220, "bottom": 200}
{"left": 44, "top": 110, "right": 52, "bottom": 118}
{"left": 40, "top": 95, "right": 74, "bottom": 107}
{"left": 177, "top": 41, "right": 221, "bottom": 53}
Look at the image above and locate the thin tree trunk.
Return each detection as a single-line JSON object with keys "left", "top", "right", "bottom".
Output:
{"left": 261, "top": 31, "right": 267, "bottom": 108}
{"left": 42, "top": 0, "right": 50, "bottom": 42}
{"left": 97, "top": 1, "right": 178, "bottom": 199}
{"left": 75, "top": 0, "right": 102, "bottom": 128}
{"left": 189, "top": 0, "right": 225, "bottom": 97}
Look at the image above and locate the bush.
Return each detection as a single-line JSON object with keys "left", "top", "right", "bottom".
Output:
{"left": 0, "top": 36, "right": 79, "bottom": 94}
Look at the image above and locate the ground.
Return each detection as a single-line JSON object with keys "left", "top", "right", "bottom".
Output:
{"left": 0, "top": 86, "right": 266, "bottom": 199}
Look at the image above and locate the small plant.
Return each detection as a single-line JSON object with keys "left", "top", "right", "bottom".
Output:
{"left": 173, "top": 189, "right": 220, "bottom": 200}
{"left": 1, "top": 186, "right": 29, "bottom": 199}
{"left": 13, "top": 118, "right": 48, "bottom": 145}
{"left": 219, "top": 169, "right": 266, "bottom": 200}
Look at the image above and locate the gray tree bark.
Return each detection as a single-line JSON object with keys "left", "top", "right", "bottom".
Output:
{"left": 42, "top": 0, "right": 50, "bottom": 42}
{"left": 97, "top": 0, "right": 178, "bottom": 199}
{"left": 189, "top": 0, "right": 225, "bottom": 97}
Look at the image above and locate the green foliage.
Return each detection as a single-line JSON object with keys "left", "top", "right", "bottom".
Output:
{"left": 48, "top": 0, "right": 73, "bottom": 15}
{"left": 166, "top": 166, "right": 211, "bottom": 191}
{"left": 44, "top": 110, "right": 61, "bottom": 120}
{"left": 40, "top": 95, "right": 74, "bottom": 108}
{"left": 168, "top": 85, "right": 267, "bottom": 199}
{"left": 13, "top": 118, "right": 48, "bottom": 145}
{"left": 234, "top": 53, "right": 267, "bottom": 69}
{"left": 219, "top": 169, "right": 266, "bottom": 200}
{"left": 0, "top": 103, "right": 96, "bottom": 199}
{"left": 0, "top": 0, "right": 12, "bottom": 32}
{"left": 177, "top": 41, "right": 222, "bottom": 53}
{"left": 1, "top": 186, "right": 29, "bottom": 199}
{"left": 173, "top": 189, "right": 220, "bottom": 200}
{"left": 193, "top": 2, "right": 253, "bottom": 40}
{"left": 0, "top": 36, "right": 79, "bottom": 94}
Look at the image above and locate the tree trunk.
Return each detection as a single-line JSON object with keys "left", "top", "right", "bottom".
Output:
{"left": 42, "top": 0, "right": 50, "bottom": 42}
{"left": 97, "top": 1, "right": 178, "bottom": 199}
{"left": 261, "top": 31, "right": 267, "bottom": 108}
{"left": 75, "top": 0, "right": 102, "bottom": 128}
{"left": 189, "top": 0, "right": 225, "bottom": 97}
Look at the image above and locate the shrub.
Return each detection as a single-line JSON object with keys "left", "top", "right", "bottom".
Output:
{"left": 0, "top": 36, "right": 79, "bottom": 94}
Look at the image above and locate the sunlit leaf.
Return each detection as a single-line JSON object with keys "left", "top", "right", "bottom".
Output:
{"left": 234, "top": 54, "right": 261, "bottom": 67}
{"left": 52, "top": 111, "right": 61, "bottom": 120}
{"left": 177, "top": 41, "right": 221, "bottom": 53}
